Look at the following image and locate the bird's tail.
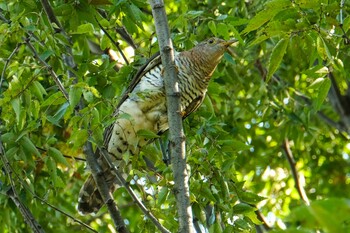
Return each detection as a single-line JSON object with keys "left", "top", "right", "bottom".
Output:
{"left": 78, "top": 172, "right": 119, "bottom": 214}
{"left": 77, "top": 155, "right": 120, "bottom": 215}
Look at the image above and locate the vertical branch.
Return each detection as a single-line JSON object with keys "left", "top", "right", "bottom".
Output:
{"left": 148, "top": 1, "right": 194, "bottom": 232}
{"left": 282, "top": 138, "right": 310, "bottom": 205}
{"left": 83, "top": 143, "right": 129, "bottom": 233}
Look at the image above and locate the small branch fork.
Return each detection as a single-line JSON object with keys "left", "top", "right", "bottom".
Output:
{"left": 282, "top": 138, "right": 310, "bottom": 205}
{"left": 95, "top": 16, "right": 130, "bottom": 65}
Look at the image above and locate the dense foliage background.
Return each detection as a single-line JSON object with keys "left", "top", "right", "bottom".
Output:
{"left": 1, "top": 0, "right": 350, "bottom": 232}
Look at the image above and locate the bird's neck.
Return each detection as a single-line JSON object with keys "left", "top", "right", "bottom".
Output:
{"left": 181, "top": 50, "right": 221, "bottom": 81}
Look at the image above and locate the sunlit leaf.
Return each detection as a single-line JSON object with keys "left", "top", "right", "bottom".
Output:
{"left": 267, "top": 37, "right": 289, "bottom": 81}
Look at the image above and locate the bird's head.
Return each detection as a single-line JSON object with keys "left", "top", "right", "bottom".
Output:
{"left": 197, "top": 37, "right": 237, "bottom": 60}
{"left": 188, "top": 37, "right": 238, "bottom": 77}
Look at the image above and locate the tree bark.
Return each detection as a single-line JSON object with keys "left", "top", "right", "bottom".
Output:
{"left": 148, "top": 1, "right": 194, "bottom": 232}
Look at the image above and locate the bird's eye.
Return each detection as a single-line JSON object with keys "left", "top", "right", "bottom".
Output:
{"left": 208, "top": 38, "right": 215, "bottom": 44}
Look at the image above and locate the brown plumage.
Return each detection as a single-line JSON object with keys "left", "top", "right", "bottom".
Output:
{"left": 78, "top": 37, "right": 238, "bottom": 214}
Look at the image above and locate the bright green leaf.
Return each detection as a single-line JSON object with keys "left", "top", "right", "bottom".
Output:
{"left": 242, "top": 0, "right": 291, "bottom": 34}
{"left": 267, "top": 37, "right": 289, "bottom": 81}
{"left": 73, "top": 23, "right": 94, "bottom": 34}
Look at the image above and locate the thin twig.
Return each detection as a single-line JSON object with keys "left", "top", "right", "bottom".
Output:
{"left": 231, "top": 182, "right": 273, "bottom": 230}
{"left": 0, "top": 43, "right": 22, "bottom": 91}
{"left": 7, "top": 162, "right": 97, "bottom": 233}
{"left": 84, "top": 143, "right": 129, "bottom": 233}
{"left": 282, "top": 138, "right": 310, "bottom": 205}
{"left": 0, "top": 130, "right": 45, "bottom": 233}
{"left": 36, "top": 147, "right": 86, "bottom": 161}
{"left": 95, "top": 16, "right": 130, "bottom": 65}
{"left": 96, "top": 9, "right": 138, "bottom": 50}
{"left": 149, "top": 1, "right": 194, "bottom": 232}
{"left": 25, "top": 37, "right": 69, "bottom": 100}
{"left": 99, "top": 148, "right": 171, "bottom": 233}
{"left": 40, "top": 0, "right": 77, "bottom": 79}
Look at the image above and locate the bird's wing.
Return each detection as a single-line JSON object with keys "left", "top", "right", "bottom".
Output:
{"left": 182, "top": 95, "right": 205, "bottom": 119}
{"left": 116, "top": 52, "right": 161, "bottom": 109}
{"left": 103, "top": 52, "right": 162, "bottom": 146}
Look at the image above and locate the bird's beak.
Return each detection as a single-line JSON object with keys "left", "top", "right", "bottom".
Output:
{"left": 222, "top": 38, "right": 238, "bottom": 47}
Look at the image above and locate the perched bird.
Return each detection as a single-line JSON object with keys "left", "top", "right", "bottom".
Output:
{"left": 78, "top": 37, "right": 238, "bottom": 214}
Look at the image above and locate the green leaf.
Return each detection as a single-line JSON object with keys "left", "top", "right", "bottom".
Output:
{"left": 316, "top": 36, "right": 332, "bottom": 61}
{"left": 48, "top": 147, "right": 70, "bottom": 167}
{"left": 202, "top": 186, "right": 217, "bottom": 202}
{"left": 267, "top": 37, "right": 289, "bottom": 81}
{"left": 1, "top": 132, "right": 16, "bottom": 144}
{"left": 242, "top": 0, "right": 291, "bottom": 34}
{"left": 157, "top": 187, "right": 168, "bottom": 206}
{"left": 10, "top": 98, "right": 21, "bottom": 123}
{"left": 19, "top": 136, "right": 41, "bottom": 157}
{"left": 217, "top": 23, "right": 229, "bottom": 40}
{"left": 73, "top": 23, "right": 94, "bottom": 34}
{"left": 30, "top": 81, "right": 47, "bottom": 101}
{"left": 239, "top": 191, "right": 265, "bottom": 205}
{"left": 47, "top": 102, "right": 69, "bottom": 126}
{"left": 232, "top": 203, "right": 256, "bottom": 214}
{"left": 39, "top": 50, "right": 54, "bottom": 61}
{"left": 124, "top": 3, "right": 144, "bottom": 30}
{"left": 45, "top": 157, "right": 65, "bottom": 188}
{"left": 137, "top": 129, "right": 160, "bottom": 139}
{"left": 41, "top": 92, "right": 66, "bottom": 107}
{"left": 308, "top": 77, "right": 331, "bottom": 111}
{"left": 69, "top": 85, "right": 82, "bottom": 109}
{"left": 217, "top": 139, "right": 251, "bottom": 152}
{"left": 288, "top": 198, "right": 350, "bottom": 233}
{"left": 208, "top": 21, "right": 217, "bottom": 36}
{"left": 185, "top": 10, "right": 203, "bottom": 19}
{"left": 68, "top": 129, "right": 88, "bottom": 149}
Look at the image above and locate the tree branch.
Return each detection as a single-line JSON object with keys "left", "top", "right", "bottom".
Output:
{"left": 282, "top": 138, "right": 310, "bottom": 205}
{"left": 148, "top": 1, "right": 194, "bottom": 232}
{"left": 0, "top": 128, "right": 45, "bottom": 233}
{"left": 25, "top": 38, "right": 69, "bottom": 100}
{"left": 95, "top": 16, "right": 130, "bottom": 65}
{"left": 99, "top": 148, "right": 171, "bottom": 233}
{"left": 6, "top": 162, "right": 97, "bottom": 233}
{"left": 40, "top": 0, "right": 76, "bottom": 79}
{"left": 83, "top": 143, "right": 129, "bottom": 233}
{"left": 0, "top": 43, "right": 22, "bottom": 91}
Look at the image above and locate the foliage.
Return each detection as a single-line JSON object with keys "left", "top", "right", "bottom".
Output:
{"left": 0, "top": 0, "right": 350, "bottom": 232}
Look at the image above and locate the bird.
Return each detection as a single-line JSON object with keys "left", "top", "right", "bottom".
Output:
{"left": 77, "top": 37, "right": 238, "bottom": 214}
